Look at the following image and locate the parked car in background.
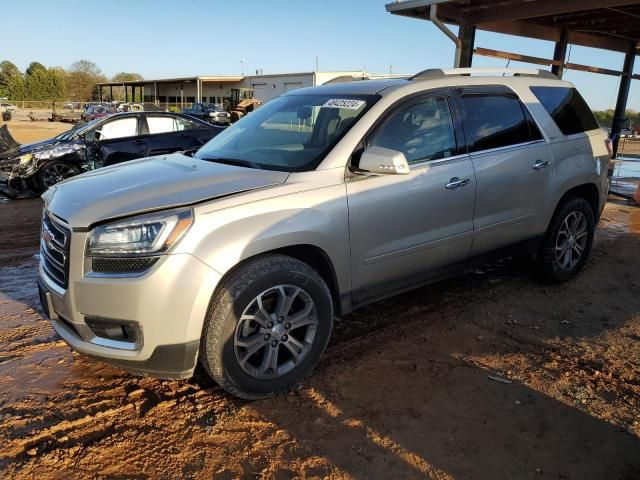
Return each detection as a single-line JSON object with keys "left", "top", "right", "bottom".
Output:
{"left": 0, "top": 112, "right": 224, "bottom": 197}
{"left": 36, "top": 68, "right": 610, "bottom": 399}
{"left": 0, "top": 102, "right": 18, "bottom": 113}
{"left": 81, "top": 104, "right": 110, "bottom": 122}
{"left": 183, "top": 102, "right": 231, "bottom": 125}
{"left": 63, "top": 102, "right": 82, "bottom": 110}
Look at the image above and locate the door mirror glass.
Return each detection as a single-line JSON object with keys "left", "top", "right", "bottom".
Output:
{"left": 92, "top": 130, "right": 101, "bottom": 141}
{"left": 358, "top": 146, "right": 410, "bottom": 175}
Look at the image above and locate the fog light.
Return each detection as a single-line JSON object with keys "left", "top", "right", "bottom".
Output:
{"left": 85, "top": 317, "right": 141, "bottom": 345}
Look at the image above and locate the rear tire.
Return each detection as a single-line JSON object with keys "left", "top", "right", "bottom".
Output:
{"left": 200, "top": 254, "right": 333, "bottom": 399}
{"left": 537, "top": 196, "right": 595, "bottom": 282}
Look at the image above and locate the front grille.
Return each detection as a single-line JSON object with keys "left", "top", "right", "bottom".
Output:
{"left": 41, "top": 212, "right": 71, "bottom": 288}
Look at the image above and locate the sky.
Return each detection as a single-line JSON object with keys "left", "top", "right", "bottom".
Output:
{"left": 2, "top": 0, "right": 639, "bottom": 111}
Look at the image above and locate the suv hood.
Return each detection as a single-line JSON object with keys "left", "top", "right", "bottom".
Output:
{"left": 43, "top": 153, "right": 289, "bottom": 228}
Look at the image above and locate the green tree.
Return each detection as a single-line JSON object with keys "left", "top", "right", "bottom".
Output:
{"left": 66, "top": 59, "right": 107, "bottom": 101}
{"left": 0, "top": 60, "right": 20, "bottom": 98}
{"left": 7, "top": 74, "right": 27, "bottom": 100}
{"left": 25, "top": 61, "right": 46, "bottom": 77}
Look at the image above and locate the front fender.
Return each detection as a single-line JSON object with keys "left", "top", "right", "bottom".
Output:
{"left": 175, "top": 184, "right": 351, "bottom": 301}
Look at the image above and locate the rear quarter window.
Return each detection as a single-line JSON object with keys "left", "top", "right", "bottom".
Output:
{"left": 530, "top": 86, "right": 599, "bottom": 135}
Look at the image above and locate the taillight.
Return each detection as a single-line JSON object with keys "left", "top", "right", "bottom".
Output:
{"left": 605, "top": 138, "right": 614, "bottom": 158}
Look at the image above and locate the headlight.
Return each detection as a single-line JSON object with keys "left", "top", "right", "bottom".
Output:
{"left": 18, "top": 153, "right": 33, "bottom": 165}
{"left": 208, "top": 112, "right": 217, "bottom": 117}
{"left": 87, "top": 209, "right": 193, "bottom": 257}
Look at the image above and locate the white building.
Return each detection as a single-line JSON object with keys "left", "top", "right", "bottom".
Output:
{"left": 97, "top": 71, "right": 405, "bottom": 107}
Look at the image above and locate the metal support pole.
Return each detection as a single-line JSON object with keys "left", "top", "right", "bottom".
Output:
{"left": 551, "top": 30, "right": 569, "bottom": 79}
{"left": 458, "top": 24, "right": 476, "bottom": 68}
{"left": 110, "top": 85, "right": 113, "bottom": 101}
{"left": 612, "top": 45, "right": 636, "bottom": 158}
{"left": 99, "top": 85, "right": 102, "bottom": 102}
{"left": 429, "top": 5, "right": 462, "bottom": 68}
{"left": 125, "top": 85, "right": 128, "bottom": 102}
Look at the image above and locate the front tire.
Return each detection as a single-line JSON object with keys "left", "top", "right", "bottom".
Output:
{"left": 38, "top": 161, "right": 79, "bottom": 190}
{"left": 200, "top": 254, "right": 334, "bottom": 399}
{"left": 538, "top": 196, "right": 595, "bottom": 282}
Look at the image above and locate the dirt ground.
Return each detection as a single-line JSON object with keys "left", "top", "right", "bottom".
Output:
{"left": 0, "top": 120, "right": 72, "bottom": 145}
{"left": 0, "top": 194, "right": 639, "bottom": 479}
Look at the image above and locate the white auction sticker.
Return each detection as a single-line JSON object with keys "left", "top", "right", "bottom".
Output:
{"left": 322, "top": 99, "right": 366, "bottom": 110}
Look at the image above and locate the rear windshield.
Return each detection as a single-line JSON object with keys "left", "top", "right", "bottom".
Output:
{"left": 530, "top": 86, "right": 599, "bottom": 135}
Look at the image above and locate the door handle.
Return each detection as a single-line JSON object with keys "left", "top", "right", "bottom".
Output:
{"left": 445, "top": 177, "right": 470, "bottom": 189}
{"left": 133, "top": 139, "right": 145, "bottom": 145}
{"left": 532, "top": 159, "right": 551, "bottom": 170}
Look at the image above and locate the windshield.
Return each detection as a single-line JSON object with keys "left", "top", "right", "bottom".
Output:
{"left": 55, "top": 118, "right": 103, "bottom": 140}
{"left": 195, "top": 93, "right": 378, "bottom": 171}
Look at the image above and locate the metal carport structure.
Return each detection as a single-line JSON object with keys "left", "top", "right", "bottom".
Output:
{"left": 385, "top": 0, "right": 640, "bottom": 159}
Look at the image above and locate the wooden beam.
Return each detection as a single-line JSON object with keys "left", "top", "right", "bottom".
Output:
{"left": 551, "top": 30, "right": 569, "bottom": 78}
{"left": 466, "top": 0, "right": 640, "bottom": 26}
{"left": 564, "top": 62, "right": 625, "bottom": 77}
{"left": 480, "top": 20, "right": 636, "bottom": 52}
{"left": 473, "top": 46, "right": 639, "bottom": 78}
{"left": 474, "top": 47, "right": 561, "bottom": 66}
{"left": 568, "top": 30, "right": 638, "bottom": 52}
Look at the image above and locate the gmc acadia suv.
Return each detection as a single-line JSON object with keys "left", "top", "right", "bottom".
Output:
{"left": 38, "top": 68, "right": 610, "bottom": 398}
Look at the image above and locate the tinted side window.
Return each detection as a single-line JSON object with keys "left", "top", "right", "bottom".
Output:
{"left": 369, "top": 96, "right": 457, "bottom": 163}
{"left": 461, "top": 94, "right": 532, "bottom": 152}
{"left": 176, "top": 116, "right": 205, "bottom": 130}
{"left": 530, "top": 86, "right": 599, "bottom": 135}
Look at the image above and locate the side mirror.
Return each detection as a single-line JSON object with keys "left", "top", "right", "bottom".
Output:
{"left": 357, "top": 146, "right": 410, "bottom": 175}
{"left": 93, "top": 130, "right": 102, "bottom": 141}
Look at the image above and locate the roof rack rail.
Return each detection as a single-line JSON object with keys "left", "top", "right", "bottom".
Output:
{"left": 410, "top": 67, "right": 557, "bottom": 80}
{"left": 324, "top": 74, "right": 370, "bottom": 84}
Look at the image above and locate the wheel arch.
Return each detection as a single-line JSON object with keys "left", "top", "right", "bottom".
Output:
{"left": 211, "top": 244, "right": 347, "bottom": 317}
{"left": 553, "top": 183, "right": 600, "bottom": 221}
{"left": 35, "top": 155, "right": 82, "bottom": 191}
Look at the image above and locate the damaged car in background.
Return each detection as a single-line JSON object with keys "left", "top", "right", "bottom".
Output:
{"left": 0, "top": 111, "right": 224, "bottom": 198}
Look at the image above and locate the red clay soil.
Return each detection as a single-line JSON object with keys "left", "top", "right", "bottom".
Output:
{"left": 0, "top": 197, "right": 638, "bottom": 479}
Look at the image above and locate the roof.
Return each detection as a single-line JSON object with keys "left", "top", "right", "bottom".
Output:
{"left": 386, "top": 0, "right": 640, "bottom": 53}
{"left": 286, "top": 78, "right": 410, "bottom": 96}
{"left": 285, "top": 68, "right": 571, "bottom": 97}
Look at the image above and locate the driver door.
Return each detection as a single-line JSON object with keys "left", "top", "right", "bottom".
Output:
{"left": 90, "top": 115, "right": 147, "bottom": 168}
{"left": 347, "top": 91, "right": 476, "bottom": 305}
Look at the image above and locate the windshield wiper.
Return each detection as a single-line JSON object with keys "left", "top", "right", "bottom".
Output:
{"left": 197, "top": 156, "right": 263, "bottom": 170}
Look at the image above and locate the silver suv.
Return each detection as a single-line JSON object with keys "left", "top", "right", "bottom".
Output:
{"left": 38, "top": 68, "right": 610, "bottom": 398}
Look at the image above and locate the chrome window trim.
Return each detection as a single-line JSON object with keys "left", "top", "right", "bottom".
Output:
{"left": 468, "top": 139, "right": 547, "bottom": 157}
{"left": 408, "top": 152, "right": 470, "bottom": 169}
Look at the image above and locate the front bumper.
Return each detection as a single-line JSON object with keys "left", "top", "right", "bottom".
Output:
{"left": 38, "top": 242, "right": 222, "bottom": 379}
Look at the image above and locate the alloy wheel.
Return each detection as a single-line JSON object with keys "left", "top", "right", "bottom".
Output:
{"left": 234, "top": 285, "right": 318, "bottom": 379}
{"left": 43, "top": 163, "right": 75, "bottom": 187}
{"left": 555, "top": 210, "right": 588, "bottom": 270}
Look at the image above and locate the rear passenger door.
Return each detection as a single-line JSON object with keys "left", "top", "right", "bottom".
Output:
{"left": 145, "top": 115, "right": 211, "bottom": 156}
{"left": 457, "top": 87, "right": 553, "bottom": 255}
